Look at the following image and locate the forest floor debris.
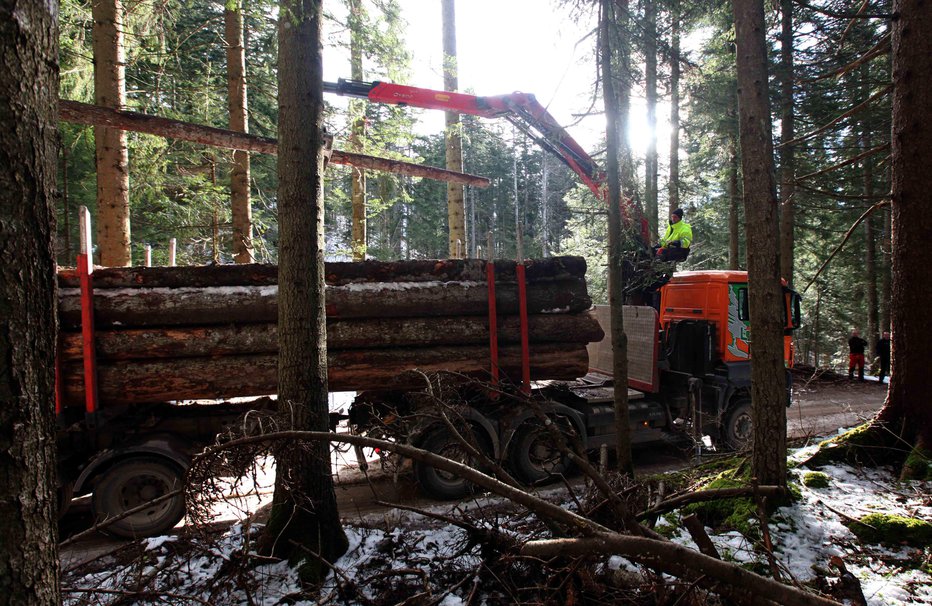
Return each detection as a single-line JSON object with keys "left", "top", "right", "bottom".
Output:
{"left": 60, "top": 436, "right": 931, "bottom": 606}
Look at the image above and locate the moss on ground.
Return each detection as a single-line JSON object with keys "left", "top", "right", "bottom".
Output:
{"left": 802, "top": 471, "right": 830, "bottom": 488}
{"left": 845, "top": 513, "right": 932, "bottom": 547}
{"left": 902, "top": 446, "right": 932, "bottom": 481}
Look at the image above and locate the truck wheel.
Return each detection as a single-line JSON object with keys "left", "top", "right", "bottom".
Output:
{"left": 509, "top": 420, "right": 574, "bottom": 485}
{"left": 723, "top": 399, "right": 753, "bottom": 451}
{"left": 92, "top": 457, "right": 186, "bottom": 538}
{"left": 414, "top": 427, "right": 480, "bottom": 500}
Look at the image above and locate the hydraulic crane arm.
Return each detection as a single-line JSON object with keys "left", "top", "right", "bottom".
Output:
{"left": 324, "top": 78, "right": 651, "bottom": 248}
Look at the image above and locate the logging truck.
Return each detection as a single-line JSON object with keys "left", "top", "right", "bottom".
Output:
{"left": 54, "top": 81, "right": 801, "bottom": 538}
{"left": 55, "top": 219, "right": 800, "bottom": 536}
{"left": 351, "top": 272, "right": 801, "bottom": 500}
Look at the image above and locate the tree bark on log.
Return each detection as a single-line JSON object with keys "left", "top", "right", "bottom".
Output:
{"left": 59, "top": 312, "right": 604, "bottom": 360}
{"left": 61, "top": 343, "right": 589, "bottom": 404}
{"left": 58, "top": 100, "right": 490, "bottom": 187}
{"left": 58, "top": 279, "right": 591, "bottom": 328}
{"left": 57, "top": 255, "right": 587, "bottom": 289}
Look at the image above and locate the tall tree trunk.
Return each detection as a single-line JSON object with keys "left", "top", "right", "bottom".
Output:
{"left": 442, "top": 0, "right": 465, "bottom": 258}
{"left": 348, "top": 0, "right": 367, "bottom": 261}
{"left": 62, "top": 143, "right": 72, "bottom": 262}
{"left": 728, "top": 128, "right": 741, "bottom": 270}
{"left": 601, "top": 0, "right": 634, "bottom": 477}
{"left": 778, "top": 0, "right": 796, "bottom": 284}
{"left": 877, "top": 0, "right": 932, "bottom": 459}
{"left": 861, "top": 67, "right": 878, "bottom": 352}
{"left": 226, "top": 0, "right": 253, "bottom": 263}
{"left": 541, "top": 154, "right": 550, "bottom": 257}
{"left": 263, "top": 0, "right": 348, "bottom": 573}
{"left": 93, "top": 0, "right": 131, "bottom": 266}
{"left": 644, "top": 0, "right": 658, "bottom": 238}
{"left": 881, "top": 206, "right": 891, "bottom": 332}
{"left": 0, "top": 0, "right": 61, "bottom": 599}
{"left": 731, "top": 0, "right": 787, "bottom": 488}
{"left": 667, "top": 0, "right": 681, "bottom": 212}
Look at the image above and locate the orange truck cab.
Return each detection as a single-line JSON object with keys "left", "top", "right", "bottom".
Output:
{"left": 584, "top": 270, "right": 801, "bottom": 450}
{"left": 659, "top": 271, "right": 800, "bottom": 367}
{"left": 649, "top": 270, "right": 802, "bottom": 448}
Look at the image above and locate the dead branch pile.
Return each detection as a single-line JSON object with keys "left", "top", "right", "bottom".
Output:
{"left": 177, "top": 388, "right": 842, "bottom": 606}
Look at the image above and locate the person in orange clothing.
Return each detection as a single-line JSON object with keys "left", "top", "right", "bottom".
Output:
{"left": 848, "top": 329, "right": 868, "bottom": 381}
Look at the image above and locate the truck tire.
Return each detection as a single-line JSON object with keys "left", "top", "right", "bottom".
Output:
{"left": 509, "top": 419, "right": 574, "bottom": 485}
{"left": 92, "top": 456, "right": 186, "bottom": 538}
{"left": 414, "top": 427, "right": 481, "bottom": 500}
{"left": 723, "top": 399, "right": 753, "bottom": 451}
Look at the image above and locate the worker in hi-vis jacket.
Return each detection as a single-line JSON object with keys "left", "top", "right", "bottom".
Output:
{"left": 653, "top": 208, "right": 693, "bottom": 262}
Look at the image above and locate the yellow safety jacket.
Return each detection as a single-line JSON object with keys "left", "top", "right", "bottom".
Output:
{"left": 660, "top": 221, "right": 693, "bottom": 248}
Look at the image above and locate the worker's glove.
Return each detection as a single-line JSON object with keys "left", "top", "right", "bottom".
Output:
{"left": 669, "top": 240, "right": 682, "bottom": 248}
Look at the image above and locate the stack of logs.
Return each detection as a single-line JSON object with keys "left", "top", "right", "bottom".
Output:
{"left": 57, "top": 256, "right": 604, "bottom": 405}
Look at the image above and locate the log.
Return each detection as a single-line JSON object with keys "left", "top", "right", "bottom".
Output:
{"left": 59, "top": 100, "right": 491, "bottom": 187}
{"left": 56, "top": 256, "right": 588, "bottom": 289}
{"left": 58, "top": 279, "right": 592, "bottom": 328}
{"left": 59, "top": 312, "right": 605, "bottom": 360}
{"left": 61, "top": 343, "right": 590, "bottom": 404}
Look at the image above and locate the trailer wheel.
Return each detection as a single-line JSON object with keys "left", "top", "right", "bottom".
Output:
{"left": 509, "top": 419, "right": 574, "bottom": 485}
{"left": 92, "top": 456, "right": 186, "bottom": 538}
{"left": 414, "top": 427, "right": 482, "bottom": 500}
{"left": 723, "top": 399, "right": 753, "bottom": 451}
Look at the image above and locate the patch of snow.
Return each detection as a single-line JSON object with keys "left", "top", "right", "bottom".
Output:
{"left": 540, "top": 306, "right": 571, "bottom": 314}
{"left": 144, "top": 535, "right": 175, "bottom": 551}
{"left": 334, "top": 280, "right": 482, "bottom": 292}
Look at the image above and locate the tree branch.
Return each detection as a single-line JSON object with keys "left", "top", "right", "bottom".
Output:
{"left": 801, "top": 34, "right": 891, "bottom": 84}
{"left": 189, "top": 430, "right": 612, "bottom": 536}
{"left": 521, "top": 533, "right": 841, "bottom": 606}
{"left": 802, "top": 200, "right": 890, "bottom": 293}
{"left": 637, "top": 485, "right": 786, "bottom": 519}
{"left": 796, "top": 143, "right": 889, "bottom": 182}
{"left": 58, "top": 100, "right": 491, "bottom": 187}
{"left": 777, "top": 84, "right": 891, "bottom": 149}
{"left": 792, "top": 0, "right": 892, "bottom": 20}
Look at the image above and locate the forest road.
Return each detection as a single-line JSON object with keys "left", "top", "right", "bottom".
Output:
{"left": 59, "top": 381, "right": 886, "bottom": 567}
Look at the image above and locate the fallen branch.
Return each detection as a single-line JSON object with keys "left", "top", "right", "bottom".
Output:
{"left": 61, "top": 587, "right": 213, "bottom": 605}
{"left": 682, "top": 513, "right": 720, "bottom": 559}
{"left": 59, "top": 489, "right": 183, "bottom": 548}
{"left": 521, "top": 533, "right": 841, "bottom": 606}
{"left": 637, "top": 485, "right": 786, "bottom": 520}
{"left": 189, "top": 430, "right": 839, "bottom": 605}
{"left": 188, "top": 430, "right": 613, "bottom": 537}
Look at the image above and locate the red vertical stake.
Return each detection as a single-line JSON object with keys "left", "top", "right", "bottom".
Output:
{"left": 486, "top": 260, "right": 499, "bottom": 391}
{"left": 516, "top": 262, "right": 531, "bottom": 395}
{"left": 78, "top": 252, "right": 99, "bottom": 424}
{"left": 77, "top": 206, "right": 99, "bottom": 428}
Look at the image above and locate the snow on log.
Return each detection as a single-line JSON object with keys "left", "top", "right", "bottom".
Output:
{"left": 58, "top": 279, "right": 591, "bottom": 328}
{"left": 58, "top": 312, "right": 605, "bottom": 360}
{"left": 61, "top": 343, "right": 590, "bottom": 404}
{"left": 56, "top": 256, "right": 587, "bottom": 289}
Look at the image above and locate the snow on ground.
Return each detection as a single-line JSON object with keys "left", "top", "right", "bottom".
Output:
{"left": 661, "top": 448, "right": 932, "bottom": 606}
{"left": 64, "top": 428, "right": 931, "bottom": 605}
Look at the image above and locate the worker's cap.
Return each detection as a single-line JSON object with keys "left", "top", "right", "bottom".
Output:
{"left": 672, "top": 208, "right": 684, "bottom": 218}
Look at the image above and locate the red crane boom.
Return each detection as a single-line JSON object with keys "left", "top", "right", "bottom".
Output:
{"left": 324, "top": 79, "right": 651, "bottom": 249}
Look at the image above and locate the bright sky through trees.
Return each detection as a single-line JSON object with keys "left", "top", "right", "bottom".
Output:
{"left": 324, "top": 0, "right": 671, "bottom": 154}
